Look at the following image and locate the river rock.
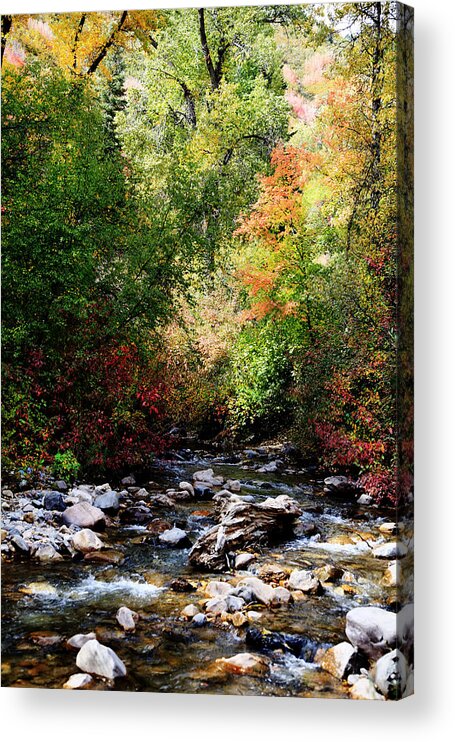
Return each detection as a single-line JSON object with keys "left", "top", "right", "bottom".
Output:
{"left": 193, "top": 468, "right": 224, "bottom": 486}
{"left": 192, "top": 613, "right": 207, "bottom": 627}
{"left": 69, "top": 485, "right": 94, "bottom": 503}
{"left": 226, "top": 479, "right": 241, "bottom": 492}
{"left": 350, "top": 676, "right": 385, "bottom": 701}
{"left": 372, "top": 541, "right": 408, "bottom": 559}
{"left": 215, "top": 652, "right": 269, "bottom": 676}
{"left": 62, "top": 502, "right": 106, "bottom": 530}
{"left": 235, "top": 576, "right": 275, "bottom": 606}
{"left": 314, "top": 564, "right": 343, "bottom": 583}
{"left": 205, "top": 597, "right": 228, "bottom": 615}
{"left": 257, "top": 460, "right": 282, "bottom": 473}
{"left": 379, "top": 522, "right": 399, "bottom": 535}
{"left": 121, "top": 475, "right": 136, "bottom": 486}
{"left": 43, "top": 491, "right": 66, "bottom": 511}
{"left": 76, "top": 639, "right": 126, "bottom": 679}
{"left": 179, "top": 481, "right": 195, "bottom": 497}
{"left": 181, "top": 604, "right": 199, "bottom": 619}
{"left": 320, "top": 642, "right": 366, "bottom": 680}
{"left": 381, "top": 560, "right": 400, "bottom": 587}
{"left": 374, "top": 649, "right": 408, "bottom": 699}
{"left": 287, "top": 569, "right": 322, "bottom": 594}
{"left": 94, "top": 490, "right": 120, "bottom": 513}
{"left": 235, "top": 553, "right": 255, "bottom": 569}
{"left": 205, "top": 580, "right": 233, "bottom": 598}
{"left": 159, "top": 527, "right": 191, "bottom": 548}
{"left": 63, "top": 673, "right": 93, "bottom": 690}
{"left": 272, "top": 586, "right": 292, "bottom": 605}
{"left": 188, "top": 495, "right": 302, "bottom": 571}
{"left": 225, "top": 595, "right": 245, "bottom": 613}
{"left": 34, "top": 544, "right": 63, "bottom": 562}
{"left": 116, "top": 606, "right": 139, "bottom": 632}
{"left": 323, "top": 476, "right": 358, "bottom": 499}
{"left": 398, "top": 603, "right": 414, "bottom": 660}
{"left": 71, "top": 529, "right": 104, "bottom": 554}
{"left": 11, "top": 534, "right": 31, "bottom": 554}
{"left": 346, "top": 606, "right": 397, "bottom": 659}
{"left": 66, "top": 632, "right": 97, "bottom": 650}
{"left": 357, "top": 493, "right": 373, "bottom": 505}
{"left": 19, "top": 581, "right": 57, "bottom": 596}
{"left": 94, "top": 483, "right": 111, "bottom": 496}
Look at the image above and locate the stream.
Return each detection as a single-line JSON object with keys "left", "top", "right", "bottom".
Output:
{"left": 1, "top": 447, "right": 409, "bottom": 697}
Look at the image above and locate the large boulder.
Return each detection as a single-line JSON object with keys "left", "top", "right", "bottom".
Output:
{"left": 76, "top": 639, "right": 126, "bottom": 680}
{"left": 346, "top": 606, "right": 397, "bottom": 660}
{"left": 188, "top": 495, "right": 302, "bottom": 571}
{"left": 62, "top": 502, "right": 106, "bottom": 530}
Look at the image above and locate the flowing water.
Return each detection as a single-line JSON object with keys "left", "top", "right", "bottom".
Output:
{"left": 1, "top": 451, "right": 404, "bottom": 697}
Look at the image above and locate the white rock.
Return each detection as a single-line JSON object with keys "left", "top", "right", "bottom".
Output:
{"left": 373, "top": 541, "right": 408, "bottom": 559}
{"left": 62, "top": 502, "right": 106, "bottom": 529}
{"left": 346, "top": 606, "right": 397, "bottom": 659}
{"left": 226, "top": 480, "right": 241, "bottom": 492}
{"left": 235, "top": 553, "right": 255, "bottom": 569}
{"left": 236, "top": 576, "right": 276, "bottom": 606}
{"left": 116, "top": 606, "right": 138, "bottom": 631}
{"left": 205, "top": 581, "right": 233, "bottom": 598}
{"left": 193, "top": 468, "right": 224, "bottom": 486}
{"left": 71, "top": 529, "right": 104, "bottom": 554}
{"left": 158, "top": 527, "right": 190, "bottom": 547}
{"left": 287, "top": 569, "right": 321, "bottom": 594}
{"left": 63, "top": 673, "right": 93, "bottom": 689}
{"left": 67, "top": 632, "right": 97, "bottom": 649}
{"left": 374, "top": 649, "right": 408, "bottom": 698}
{"left": 215, "top": 652, "right": 269, "bottom": 676}
{"left": 381, "top": 560, "right": 400, "bottom": 587}
{"left": 320, "top": 642, "right": 363, "bottom": 680}
{"left": 350, "top": 676, "right": 385, "bottom": 701}
{"left": 76, "top": 639, "right": 126, "bottom": 679}
{"left": 179, "top": 481, "right": 195, "bottom": 497}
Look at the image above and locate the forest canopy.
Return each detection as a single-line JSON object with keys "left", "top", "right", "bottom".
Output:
{"left": 1, "top": 4, "right": 411, "bottom": 504}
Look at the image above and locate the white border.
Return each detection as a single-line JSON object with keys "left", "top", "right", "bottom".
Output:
{"left": 2, "top": 1, "right": 455, "bottom": 739}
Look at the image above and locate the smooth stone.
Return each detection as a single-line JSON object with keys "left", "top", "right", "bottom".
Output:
{"left": 235, "top": 576, "right": 276, "bottom": 606}
{"left": 235, "top": 553, "right": 255, "bottom": 569}
{"left": 83, "top": 549, "right": 124, "bottom": 565}
{"left": 94, "top": 491, "right": 120, "bottom": 513}
{"left": 379, "top": 522, "right": 399, "bottom": 535}
{"left": 94, "top": 483, "right": 111, "bottom": 496}
{"left": 76, "top": 639, "right": 126, "bottom": 679}
{"left": 62, "top": 502, "right": 106, "bottom": 530}
{"left": 205, "top": 597, "right": 228, "bottom": 615}
{"left": 71, "top": 529, "right": 104, "bottom": 554}
{"left": 381, "top": 560, "right": 400, "bottom": 587}
{"left": 193, "top": 468, "right": 224, "bottom": 486}
{"left": 225, "top": 595, "right": 245, "bottom": 613}
{"left": 346, "top": 606, "right": 397, "bottom": 659}
{"left": 272, "top": 586, "right": 292, "bottom": 605}
{"left": 66, "top": 632, "right": 97, "bottom": 650}
{"left": 314, "top": 565, "right": 343, "bottom": 583}
{"left": 34, "top": 544, "right": 63, "bottom": 562}
{"left": 179, "top": 481, "right": 195, "bottom": 497}
{"left": 205, "top": 581, "right": 233, "bottom": 598}
{"left": 373, "top": 541, "right": 408, "bottom": 559}
{"left": 181, "top": 604, "right": 199, "bottom": 619}
{"left": 192, "top": 613, "right": 207, "bottom": 627}
{"left": 215, "top": 652, "right": 269, "bottom": 676}
{"left": 350, "top": 676, "right": 385, "bottom": 701}
{"left": 11, "top": 534, "right": 31, "bottom": 554}
{"left": 320, "top": 641, "right": 365, "bottom": 680}
{"left": 357, "top": 493, "right": 373, "bottom": 505}
{"left": 63, "top": 673, "right": 93, "bottom": 689}
{"left": 121, "top": 476, "right": 136, "bottom": 486}
{"left": 158, "top": 527, "right": 191, "bottom": 548}
{"left": 374, "top": 649, "right": 408, "bottom": 699}
{"left": 287, "top": 569, "right": 322, "bottom": 594}
{"left": 19, "top": 581, "right": 57, "bottom": 596}
{"left": 232, "top": 612, "right": 249, "bottom": 627}
{"left": 43, "top": 491, "right": 66, "bottom": 511}
{"left": 226, "top": 480, "right": 241, "bottom": 492}
{"left": 116, "top": 606, "right": 139, "bottom": 632}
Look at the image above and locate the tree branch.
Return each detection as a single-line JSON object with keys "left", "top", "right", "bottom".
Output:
{"left": 86, "top": 11, "right": 128, "bottom": 76}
